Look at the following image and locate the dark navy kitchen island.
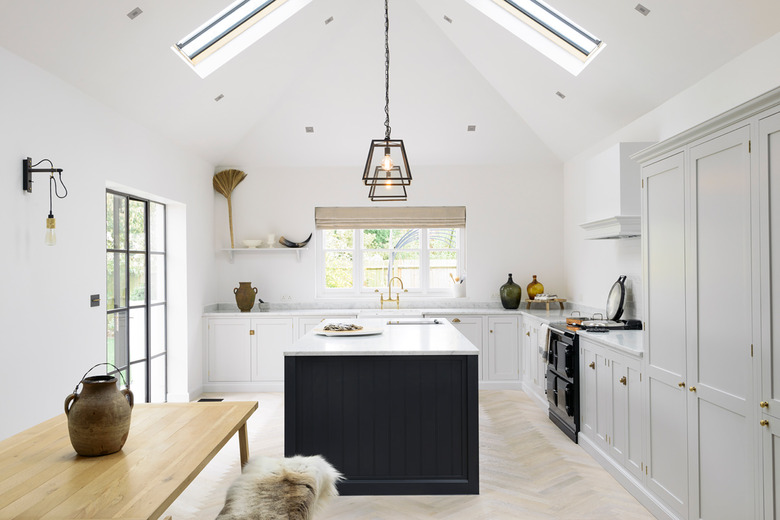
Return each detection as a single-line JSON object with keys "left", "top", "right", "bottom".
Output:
{"left": 284, "top": 318, "right": 480, "bottom": 495}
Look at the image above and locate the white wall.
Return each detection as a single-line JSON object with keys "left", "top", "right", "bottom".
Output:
{"left": 212, "top": 162, "right": 565, "bottom": 306}
{"left": 0, "top": 46, "right": 215, "bottom": 439}
{"left": 563, "top": 32, "right": 780, "bottom": 317}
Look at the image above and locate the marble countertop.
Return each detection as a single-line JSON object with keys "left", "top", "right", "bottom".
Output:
{"left": 577, "top": 329, "right": 644, "bottom": 357}
{"left": 285, "top": 318, "right": 480, "bottom": 357}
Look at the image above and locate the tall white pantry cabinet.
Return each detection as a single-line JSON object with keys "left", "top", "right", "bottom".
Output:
{"left": 634, "top": 86, "right": 780, "bottom": 520}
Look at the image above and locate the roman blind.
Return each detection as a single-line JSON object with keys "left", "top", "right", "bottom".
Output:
{"left": 315, "top": 206, "right": 466, "bottom": 229}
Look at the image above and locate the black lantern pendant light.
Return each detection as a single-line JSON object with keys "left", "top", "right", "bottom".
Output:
{"left": 362, "top": 0, "right": 411, "bottom": 202}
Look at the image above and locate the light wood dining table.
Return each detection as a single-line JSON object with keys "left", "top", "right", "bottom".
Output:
{"left": 0, "top": 401, "right": 258, "bottom": 520}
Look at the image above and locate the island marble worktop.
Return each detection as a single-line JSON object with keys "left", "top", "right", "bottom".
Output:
{"left": 285, "top": 318, "right": 480, "bottom": 356}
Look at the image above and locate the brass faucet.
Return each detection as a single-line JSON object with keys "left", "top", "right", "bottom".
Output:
{"left": 377, "top": 276, "right": 407, "bottom": 309}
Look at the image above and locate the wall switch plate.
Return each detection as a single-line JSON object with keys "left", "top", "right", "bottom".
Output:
{"left": 90, "top": 294, "right": 100, "bottom": 307}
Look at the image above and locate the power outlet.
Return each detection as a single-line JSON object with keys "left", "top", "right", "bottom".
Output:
{"left": 281, "top": 295, "right": 293, "bottom": 301}
{"left": 90, "top": 294, "right": 100, "bottom": 307}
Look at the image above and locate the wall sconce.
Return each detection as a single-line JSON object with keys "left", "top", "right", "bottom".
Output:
{"left": 23, "top": 157, "right": 68, "bottom": 246}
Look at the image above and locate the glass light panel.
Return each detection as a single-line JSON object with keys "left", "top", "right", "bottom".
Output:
{"left": 325, "top": 252, "right": 353, "bottom": 288}
{"left": 106, "top": 193, "right": 126, "bottom": 250}
{"left": 363, "top": 229, "right": 390, "bottom": 249}
{"left": 150, "top": 355, "right": 167, "bottom": 403}
{"left": 150, "top": 304, "right": 166, "bottom": 356}
{"left": 503, "top": 0, "right": 600, "bottom": 55}
{"left": 129, "top": 200, "right": 146, "bottom": 251}
{"left": 107, "top": 311, "right": 129, "bottom": 369}
{"left": 324, "top": 229, "right": 353, "bottom": 249}
{"left": 390, "top": 251, "right": 420, "bottom": 288}
{"left": 107, "top": 252, "right": 127, "bottom": 310}
{"left": 149, "top": 202, "right": 165, "bottom": 252}
{"left": 129, "top": 361, "right": 147, "bottom": 403}
{"left": 129, "top": 253, "right": 146, "bottom": 305}
{"left": 177, "top": 0, "right": 274, "bottom": 58}
{"left": 362, "top": 251, "right": 390, "bottom": 288}
{"left": 429, "top": 251, "right": 458, "bottom": 288}
{"left": 129, "top": 307, "right": 147, "bottom": 363}
{"left": 150, "top": 253, "right": 165, "bottom": 304}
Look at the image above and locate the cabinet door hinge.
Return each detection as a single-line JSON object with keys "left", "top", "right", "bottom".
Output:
{"left": 641, "top": 178, "right": 644, "bottom": 188}
{"left": 645, "top": 465, "right": 648, "bottom": 475}
{"left": 749, "top": 140, "right": 752, "bottom": 153}
{"left": 751, "top": 344, "right": 754, "bottom": 357}
{"left": 640, "top": 373, "right": 643, "bottom": 382}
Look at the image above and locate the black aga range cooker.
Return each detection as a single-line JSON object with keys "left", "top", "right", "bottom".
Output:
{"left": 546, "top": 323, "right": 579, "bottom": 442}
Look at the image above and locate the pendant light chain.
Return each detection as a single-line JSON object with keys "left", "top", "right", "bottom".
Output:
{"left": 384, "top": 0, "right": 391, "bottom": 141}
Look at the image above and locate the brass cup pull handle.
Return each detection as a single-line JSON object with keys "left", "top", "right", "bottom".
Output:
{"left": 589, "top": 362, "right": 595, "bottom": 369}
{"left": 760, "top": 401, "right": 769, "bottom": 408}
{"left": 452, "top": 318, "right": 461, "bottom": 323}
{"left": 619, "top": 376, "right": 627, "bottom": 385}
{"left": 678, "top": 382, "right": 685, "bottom": 388}
{"left": 689, "top": 386, "right": 697, "bottom": 392}
{"left": 761, "top": 419, "right": 770, "bottom": 427}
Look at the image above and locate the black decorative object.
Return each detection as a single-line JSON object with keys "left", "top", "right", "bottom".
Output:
{"left": 500, "top": 273, "right": 522, "bottom": 309}
{"left": 361, "top": 0, "right": 412, "bottom": 202}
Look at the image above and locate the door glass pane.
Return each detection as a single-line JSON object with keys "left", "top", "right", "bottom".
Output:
{"left": 149, "top": 202, "right": 165, "bottom": 253}
{"left": 129, "top": 361, "right": 147, "bottom": 403}
{"left": 129, "top": 253, "right": 146, "bottom": 305}
{"left": 129, "top": 200, "right": 146, "bottom": 251}
{"left": 325, "top": 252, "right": 353, "bottom": 288}
{"left": 150, "top": 254, "right": 165, "bottom": 304}
{"left": 107, "top": 311, "right": 128, "bottom": 369}
{"left": 430, "top": 250, "right": 457, "bottom": 288}
{"left": 106, "top": 252, "right": 127, "bottom": 310}
{"left": 106, "top": 193, "right": 126, "bottom": 250}
{"left": 150, "top": 355, "right": 166, "bottom": 403}
{"left": 129, "top": 307, "right": 146, "bottom": 362}
{"left": 150, "top": 304, "right": 166, "bottom": 356}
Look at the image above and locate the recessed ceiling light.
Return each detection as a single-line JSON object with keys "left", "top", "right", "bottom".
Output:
{"left": 635, "top": 4, "right": 650, "bottom": 16}
{"left": 467, "top": 125, "right": 476, "bottom": 132}
{"left": 555, "top": 91, "right": 566, "bottom": 99}
{"left": 325, "top": 16, "right": 334, "bottom": 25}
{"left": 127, "top": 7, "right": 143, "bottom": 20}
{"left": 305, "top": 126, "right": 315, "bottom": 133}
{"left": 444, "top": 15, "right": 453, "bottom": 23}
{"left": 214, "top": 94, "right": 225, "bottom": 102}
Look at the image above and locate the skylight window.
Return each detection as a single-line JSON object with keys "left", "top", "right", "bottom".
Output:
{"left": 465, "top": 0, "right": 605, "bottom": 75}
{"left": 173, "top": 0, "right": 313, "bottom": 78}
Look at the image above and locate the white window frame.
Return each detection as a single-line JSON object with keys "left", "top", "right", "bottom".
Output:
{"left": 316, "top": 228, "right": 465, "bottom": 299}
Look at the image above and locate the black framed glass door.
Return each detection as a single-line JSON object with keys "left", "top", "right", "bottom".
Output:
{"left": 106, "top": 190, "right": 167, "bottom": 402}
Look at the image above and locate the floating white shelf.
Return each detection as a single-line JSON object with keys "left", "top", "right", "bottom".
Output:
{"left": 221, "top": 247, "right": 307, "bottom": 263}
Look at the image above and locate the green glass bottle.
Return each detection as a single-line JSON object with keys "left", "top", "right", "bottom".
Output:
{"left": 500, "top": 273, "right": 522, "bottom": 309}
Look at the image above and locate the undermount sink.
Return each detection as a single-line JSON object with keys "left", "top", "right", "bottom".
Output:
{"left": 386, "top": 318, "right": 442, "bottom": 325}
{"left": 358, "top": 309, "right": 424, "bottom": 318}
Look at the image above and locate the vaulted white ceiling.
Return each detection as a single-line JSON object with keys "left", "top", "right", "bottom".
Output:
{"left": 1, "top": 0, "right": 778, "bottom": 167}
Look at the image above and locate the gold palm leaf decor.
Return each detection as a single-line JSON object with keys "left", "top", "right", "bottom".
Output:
{"left": 213, "top": 169, "right": 247, "bottom": 249}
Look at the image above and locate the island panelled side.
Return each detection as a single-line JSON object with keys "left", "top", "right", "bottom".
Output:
{"left": 284, "top": 353, "right": 479, "bottom": 495}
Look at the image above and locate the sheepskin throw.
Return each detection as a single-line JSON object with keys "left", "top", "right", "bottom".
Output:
{"left": 216, "top": 455, "right": 342, "bottom": 520}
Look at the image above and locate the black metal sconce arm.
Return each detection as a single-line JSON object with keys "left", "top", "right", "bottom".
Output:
{"left": 23, "top": 157, "right": 63, "bottom": 193}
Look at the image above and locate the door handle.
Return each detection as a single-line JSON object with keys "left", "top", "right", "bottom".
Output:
{"left": 452, "top": 318, "right": 461, "bottom": 323}
{"left": 689, "top": 386, "right": 697, "bottom": 392}
{"left": 761, "top": 401, "right": 770, "bottom": 409}
{"left": 761, "top": 419, "right": 770, "bottom": 427}
{"left": 589, "top": 362, "right": 595, "bottom": 369}
{"left": 678, "top": 382, "right": 685, "bottom": 388}
{"left": 619, "top": 376, "right": 627, "bottom": 385}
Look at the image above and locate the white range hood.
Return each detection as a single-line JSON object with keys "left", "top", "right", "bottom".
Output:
{"left": 580, "top": 215, "right": 641, "bottom": 239}
{"left": 578, "top": 142, "right": 654, "bottom": 240}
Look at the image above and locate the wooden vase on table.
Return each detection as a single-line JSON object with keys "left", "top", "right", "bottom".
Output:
{"left": 64, "top": 374, "right": 134, "bottom": 456}
{"left": 234, "top": 282, "right": 258, "bottom": 312}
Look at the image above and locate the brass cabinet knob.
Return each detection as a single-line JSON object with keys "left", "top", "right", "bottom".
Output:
{"left": 678, "top": 382, "right": 685, "bottom": 387}
{"left": 249, "top": 330, "right": 255, "bottom": 336}
{"left": 526, "top": 331, "right": 530, "bottom": 336}
{"left": 589, "top": 362, "right": 595, "bottom": 369}
{"left": 619, "top": 376, "right": 627, "bottom": 385}
{"left": 490, "top": 330, "right": 493, "bottom": 333}
{"left": 760, "top": 401, "right": 770, "bottom": 408}
{"left": 689, "top": 386, "right": 697, "bottom": 392}
{"left": 452, "top": 318, "right": 461, "bottom": 323}
{"left": 760, "top": 419, "right": 770, "bottom": 427}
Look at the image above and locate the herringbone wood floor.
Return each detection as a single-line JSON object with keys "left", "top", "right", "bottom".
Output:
{"left": 161, "top": 390, "right": 654, "bottom": 519}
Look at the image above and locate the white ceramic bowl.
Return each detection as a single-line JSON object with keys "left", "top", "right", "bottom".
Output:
{"left": 242, "top": 239, "right": 263, "bottom": 248}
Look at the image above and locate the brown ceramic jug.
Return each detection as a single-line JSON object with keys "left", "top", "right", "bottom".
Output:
{"left": 234, "top": 282, "right": 258, "bottom": 312}
{"left": 64, "top": 364, "right": 134, "bottom": 457}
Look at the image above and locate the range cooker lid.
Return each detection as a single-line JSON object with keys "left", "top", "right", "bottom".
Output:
{"left": 605, "top": 275, "right": 627, "bottom": 321}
